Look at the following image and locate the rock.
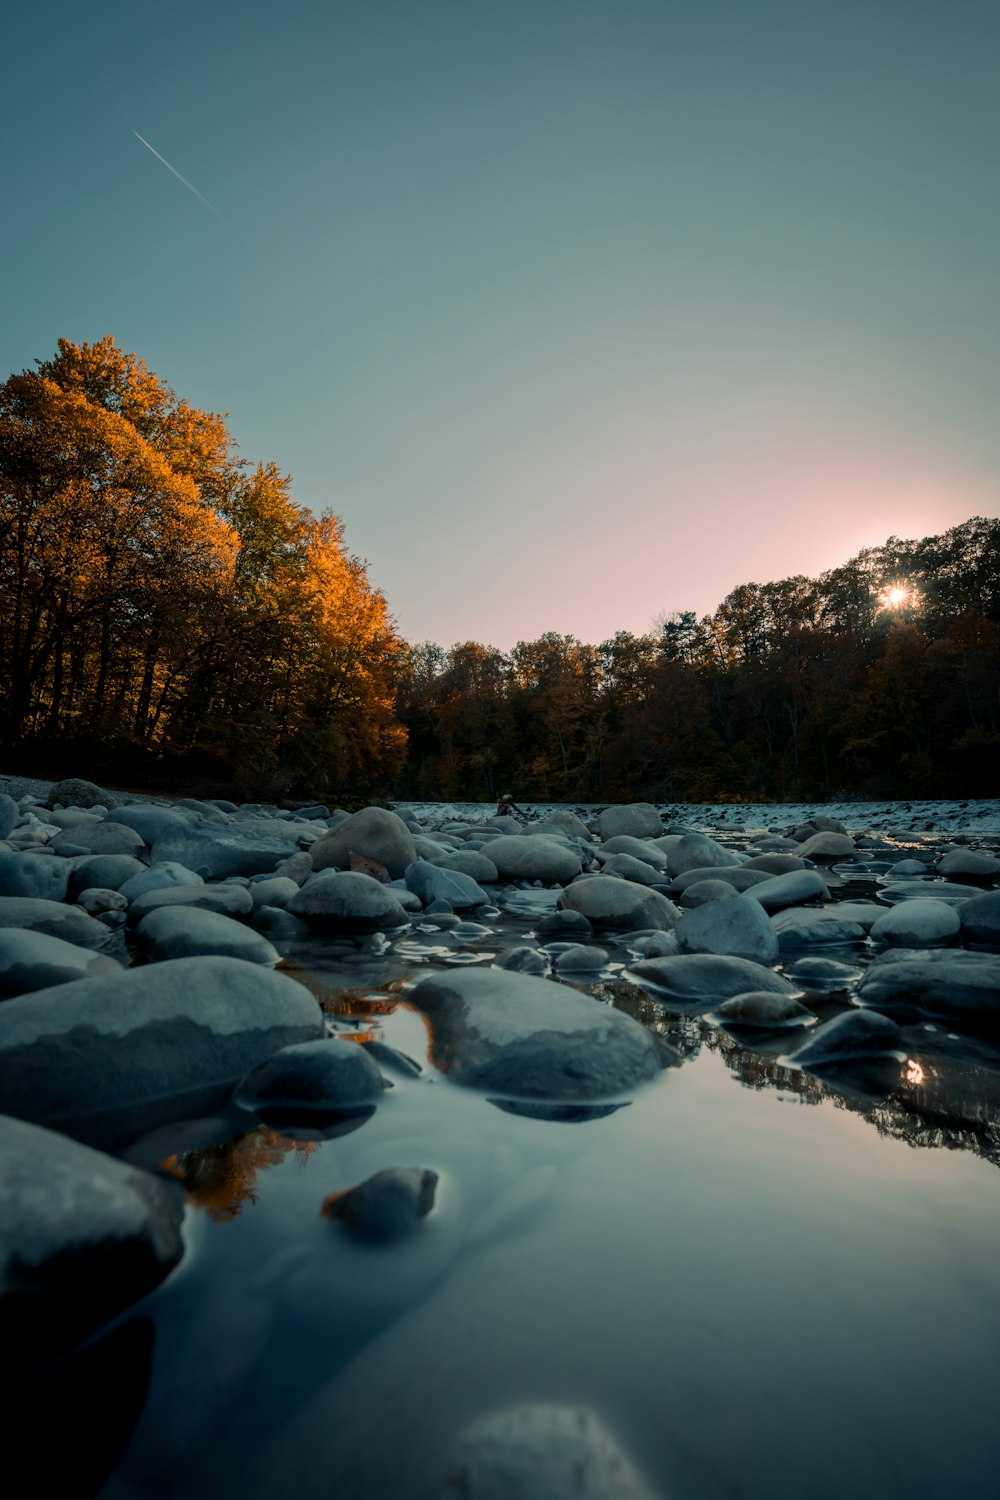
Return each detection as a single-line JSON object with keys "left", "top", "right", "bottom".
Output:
{"left": 149, "top": 825, "right": 299, "bottom": 880}
{"left": 935, "top": 849, "right": 1000, "bottom": 882}
{"left": 0, "top": 896, "right": 120, "bottom": 953}
{"left": 596, "top": 803, "right": 663, "bottom": 841}
{"left": 322, "top": 1166, "right": 438, "bottom": 1241}
{"left": 46, "top": 778, "right": 117, "bottom": 810}
{"left": 666, "top": 833, "right": 740, "bottom": 877}
{"left": 599, "top": 853, "right": 666, "bottom": 887}
{"left": 0, "top": 1114, "right": 183, "bottom": 1375}
{"left": 0, "top": 957, "right": 324, "bottom": 1145}
{"left": 597, "top": 836, "right": 667, "bottom": 870}
{"left": 857, "top": 951, "right": 1000, "bottom": 1025}
{"left": 495, "top": 946, "right": 548, "bottom": 974}
{"left": 552, "top": 944, "right": 608, "bottom": 972}
{"left": 273, "top": 850, "right": 315, "bottom": 886}
{"left": 309, "top": 807, "right": 417, "bottom": 879}
{"left": 119, "top": 862, "right": 205, "bottom": 901}
{"left": 404, "top": 860, "right": 490, "bottom": 910}
{"left": 409, "top": 966, "right": 664, "bottom": 1100}
{"left": 742, "top": 853, "right": 808, "bottom": 874}
{"left": 76, "top": 888, "right": 128, "bottom": 917}
{"left": 0, "top": 794, "right": 18, "bottom": 840}
{"left": 557, "top": 875, "right": 678, "bottom": 932}
{"left": 481, "top": 836, "right": 583, "bottom": 884}
{"left": 627, "top": 953, "right": 796, "bottom": 1005}
{"left": 106, "top": 805, "right": 193, "bottom": 845}
{"left": 788, "top": 1008, "right": 903, "bottom": 1065}
{"left": 134, "top": 906, "right": 280, "bottom": 965}
{"left": 0, "top": 928, "right": 122, "bottom": 997}
{"left": 628, "top": 930, "right": 679, "bottom": 958}
{"left": 795, "top": 832, "right": 857, "bottom": 862}
{"left": 69, "top": 854, "right": 146, "bottom": 897}
{"left": 869, "top": 899, "right": 962, "bottom": 947}
{"left": 52, "top": 822, "right": 145, "bottom": 858}
{"left": 438, "top": 1403, "right": 657, "bottom": 1500}
{"left": 714, "top": 991, "right": 815, "bottom": 1026}
{"left": 531, "top": 810, "right": 594, "bottom": 842}
{"left": 429, "top": 849, "right": 499, "bottom": 883}
{"left": 746, "top": 869, "right": 830, "bottom": 912}
{"left": 960, "top": 890, "right": 1000, "bottom": 947}
{"left": 288, "top": 871, "right": 411, "bottom": 930}
{"left": 0, "top": 851, "right": 71, "bottom": 902}
{"left": 535, "top": 909, "right": 592, "bottom": 938}
{"left": 237, "top": 1038, "right": 384, "bottom": 1116}
{"left": 670, "top": 865, "right": 771, "bottom": 896}
{"left": 127, "top": 883, "right": 254, "bottom": 926}
{"left": 785, "top": 956, "right": 862, "bottom": 990}
{"left": 771, "top": 909, "right": 868, "bottom": 949}
{"left": 247, "top": 875, "right": 300, "bottom": 908}
{"left": 674, "top": 894, "right": 779, "bottom": 964}
{"left": 679, "top": 879, "right": 741, "bottom": 908}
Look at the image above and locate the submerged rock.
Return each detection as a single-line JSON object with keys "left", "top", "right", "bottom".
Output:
{"left": 627, "top": 953, "right": 796, "bottom": 1005}
{"left": 237, "top": 1038, "right": 385, "bottom": 1116}
{"left": 788, "top": 1008, "right": 903, "bottom": 1064}
{"left": 857, "top": 951, "right": 1000, "bottom": 1025}
{"left": 322, "top": 1166, "right": 438, "bottom": 1241}
{"left": 409, "top": 966, "right": 664, "bottom": 1100}
{"left": 714, "top": 991, "right": 814, "bottom": 1027}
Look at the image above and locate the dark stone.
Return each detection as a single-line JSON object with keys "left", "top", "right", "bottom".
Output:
{"left": 322, "top": 1166, "right": 438, "bottom": 1240}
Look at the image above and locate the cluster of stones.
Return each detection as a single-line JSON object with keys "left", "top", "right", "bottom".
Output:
{"left": 2, "top": 778, "right": 999, "bottom": 1413}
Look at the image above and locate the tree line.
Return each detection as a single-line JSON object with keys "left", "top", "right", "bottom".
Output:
{"left": 2, "top": 338, "right": 997, "bottom": 802}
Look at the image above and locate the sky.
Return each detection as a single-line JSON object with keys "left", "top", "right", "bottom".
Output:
{"left": 3, "top": 0, "right": 999, "bottom": 651}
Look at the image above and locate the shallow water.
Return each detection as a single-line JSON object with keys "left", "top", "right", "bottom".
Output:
{"left": 22, "top": 804, "right": 1000, "bottom": 1499}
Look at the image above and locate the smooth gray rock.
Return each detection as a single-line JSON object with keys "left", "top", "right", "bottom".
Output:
{"left": 675, "top": 894, "right": 779, "bottom": 964}
{"left": 788, "top": 1008, "right": 903, "bottom": 1065}
{"left": 599, "top": 853, "right": 666, "bottom": 887}
{"left": 747, "top": 869, "right": 830, "bottom": 912}
{"left": 552, "top": 944, "right": 608, "bottom": 972}
{"left": 627, "top": 953, "right": 796, "bottom": 1005}
{"left": 869, "top": 899, "right": 961, "bottom": 947}
{"left": 531, "top": 810, "right": 594, "bottom": 842}
{"left": 409, "top": 967, "right": 664, "bottom": 1100}
{"left": 557, "top": 875, "right": 678, "bottom": 932}
{"left": 0, "top": 1113, "right": 183, "bottom": 1373}
{"left": 597, "top": 836, "right": 667, "bottom": 870}
{"left": 666, "top": 833, "right": 740, "bottom": 877}
{"left": 535, "top": 910, "right": 592, "bottom": 938}
{"left": 438, "top": 1403, "right": 657, "bottom": 1500}
{"left": 494, "top": 946, "right": 548, "bottom": 974}
{"left": 960, "top": 890, "right": 1000, "bottom": 947}
{"left": 69, "top": 854, "right": 147, "bottom": 897}
{"left": 670, "top": 864, "right": 771, "bottom": 895}
{"left": 47, "top": 778, "right": 117, "bottom": 810}
{"left": 0, "top": 928, "right": 123, "bottom": 997}
{"left": 596, "top": 803, "right": 663, "bottom": 841}
{"left": 106, "top": 805, "right": 193, "bottom": 845}
{"left": 248, "top": 876, "right": 300, "bottom": 909}
{"left": 429, "top": 849, "right": 499, "bottom": 883}
{"left": 0, "top": 794, "right": 18, "bottom": 840}
{"left": 309, "top": 806, "right": 417, "bottom": 878}
{"left": 742, "top": 853, "right": 808, "bottom": 874}
{"left": 52, "top": 822, "right": 145, "bottom": 858}
{"left": 795, "top": 832, "right": 857, "bottom": 862}
{"left": 0, "top": 957, "right": 324, "bottom": 1144}
{"left": 0, "top": 851, "right": 71, "bottom": 902}
{"left": 714, "top": 991, "right": 815, "bottom": 1026}
{"left": 936, "top": 849, "right": 1000, "bottom": 881}
{"left": 857, "top": 951, "right": 1000, "bottom": 1024}
{"left": 482, "top": 836, "right": 583, "bottom": 884}
{"left": 679, "top": 879, "right": 741, "bottom": 908}
{"left": 237, "top": 1038, "right": 384, "bottom": 1113}
{"left": 149, "top": 825, "right": 299, "bottom": 879}
{"left": 134, "top": 906, "right": 280, "bottom": 965}
{"left": 119, "top": 862, "right": 205, "bottom": 901}
{"left": 323, "top": 1166, "right": 438, "bottom": 1241}
{"left": 0, "top": 896, "right": 119, "bottom": 953}
{"left": 404, "top": 860, "right": 489, "bottom": 910}
{"left": 127, "top": 882, "right": 255, "bottom": 926}
{"left": 771, "top": 909, "right": 868, "bottom": 948}
{"left": 76, "top": 887, "right": 128, "bottom": 917}
{"left": 289, "top": 871, "right": 411, "bottom": 930}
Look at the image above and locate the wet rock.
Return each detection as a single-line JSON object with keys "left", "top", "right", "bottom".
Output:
{"left": 429, "top": 849, "right": 499, "bottom": 883}
{"left": 405, "top": 859, "right": 490, "bottom": 910}
{"left": 679, "top": 879, "right": 740, "bottom": 908}
{"left": 742, "top": 852, "right": 809, "bottom": 874}
{"left": 134, "top": 906, "right": 280, "bottom": 965}
{"left": 119, "top": 861, "right": 204, "bottom": 901}
{"left": 666, "top": 833, "right": 740, "bottom": 877}
{"left": 557, "top": 875, "right": 678, "bottom": 932}
{"left": 670, "top": 864, "right": 771, "bottom": 895}
{"left": 127, "top": 882, "right": 254, "bottom": 926}
{"left": 76, "top": 887, "right": 128, "bottom": 917}
{"left": 309, "top": 806, "right": 417, "bottom": 879}
{"left": 482, "top": 836, "right": 583, "bottom": 884}
{"left": 106, "top": 805, "right": 192, "bottom": 845}
{"left": 597, "top": 835, "right": 667, "bottom": 870}
{"left": 0, "top": 851, "right": 71, "bottom": 902}
{"left": 596, "top": 803, "right": 663, "bottom": 841}
{"left": 273, "top": 849, "right": 314, "bottom": 886}
{"left": 788, "top": 1008, "right": 903, "bottom": 1065}
{"left": 0, "top": 957, "right": 324, "bottom": 1145}
{"left": 237, "top": 1038, "right": 385, "bottom": 1116}
{"left": 674, "top": 893, "right": 778, "bottom": 963}
{"left": 785, "top": 956, "right": 862, "bottom": 990}
{"left": 552, "top": 944, "right": 608, "bottom": 972}
{"left": 0, "top": 1113, "right": 183, "bottom": 1374}
{"left": 795, "top": 832, "right": 857, "bottom": 862}
{"left": 627, "top": 953, "right": 796, "bottom": 1005}
{"left": 495, "top": 946, "right": 548, "bottom": 974}
{"left": 68, "top": 854, "right": 147, "bottom": 897}
{"left": 46, "top": 778, "right": 117, "bottom": 810}
{"left": 599, "top": 852, "right": 667, "bottom": 887}
{"left": 52, "top": 822, "right": 145, "bottom": 858}
{"left": 0, "top": 929, "right": 122, "bottom": 997}
{"left": 747, "top": 869, "right": 830, "bottom": 912}
{"left": 714, "top": 991, "right": 815, "bottom": 1026}
{"left": 869, "top": 899, "right": 961, "bottom": 947}
{"left": 936, "top": 849, "right": 1000, "bottom": 882}
{"left": 409, "top": 967, "right": 663, "bottom": 1100}
{"left": 857, "top": 951, "right": 1000, "bottom": 1025}
{"left": 771, "top": 909, "right": 867, "bottom": 949}
{"left": 0, "top": 896, "right": 120, "bottom": 953}
{"left": 628, "top": 930, "right": 679, "bottom": 958}
{"left": 535, "top": 909, "right": 592, "bottom": 938}
{"left": 149, "top": 825, "right": 300, "bottom": 880}
{"left": 322, "top": 1167, "right": 438, "bottom": 1241}
{"left": 532, "top": 810, "right": 594, "bottom": 842}
{"left": 248, "top": 876, "right": 300, "bottom": 909}
{"left": 960, "top": 890, "right": 1000, "bottom": 947}
{"left": 288, "top": 871, "right": 411, "bottom": 930}
{"left": 438, "top": 1403, "right": 658, "bottom": 1500}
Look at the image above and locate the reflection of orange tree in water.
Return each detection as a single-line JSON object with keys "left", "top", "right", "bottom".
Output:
{"left": 162, "top": 1130, "right": 321, "bottom": 1221}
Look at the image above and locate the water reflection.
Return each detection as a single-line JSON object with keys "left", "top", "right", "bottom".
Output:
{"left": 163, "top": 1129, "right": 322, "bottom": 1220}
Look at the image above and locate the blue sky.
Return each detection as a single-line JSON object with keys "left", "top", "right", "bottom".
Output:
{"left": 4, "top": 0, "right": 998, "bottom": 649}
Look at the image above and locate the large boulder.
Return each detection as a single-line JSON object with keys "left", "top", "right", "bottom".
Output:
{"left": 530, "top": 810, "right": 594, "bottom": 842}
{"left": 46, "top": 778, "right": 117, "bottom": 810}
{"left": 795, "top": 832, "right": 857, "bottom": 862}
{"left": 288, "top": 871, "right": 411, "bottom": 930}
{"left": 596, "top": 803, "right": 662, "bottom": 841}
{"left": 149, "top": 825, "right": 300, "bottom": 880}
{"left": 674, "top": 894, "right": 779, "bottom": 964}
{"left": 0, "top": 1113, "right": 184, "bottom": 1374}
{"left": 0, "top": 957, "right": 324, "bottom": 1145}
{"left": 869, "top": 899, "right": 961, "bottom": 948}
{"left": 409, "top": 967, "right": 664, "bottom": 1100}
{"left": 68, "top": 854, "right": 146, "bottom": 898}
{"left": 666, "top": 834, "right": 740, "bottom": 877}
{"left": 482, "top": 836, "right": 583, "bottom": 885}
{"left": 133, "top": 907, "right": 280, "bottom": 965}
{"left": 935, "top": 849, "right": 1000, "bottom": 882}
{"left": 0, "top": 929, "right": 122, "bottom": 998}
{"left": 309, "top": 807, "right": 417, "bottom": 879}
{"left": 557, "top": 875, "right": 678, "bottom": 932}
{"left": 0, "top": 794, "right": 18, "bottom": 840}
{"left": 670, "top": 865, "right": 771, "bottom": 896}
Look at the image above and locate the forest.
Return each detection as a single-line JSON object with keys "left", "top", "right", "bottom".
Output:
{"left": 2, "top": 338, "right": 998, "bottom": 803}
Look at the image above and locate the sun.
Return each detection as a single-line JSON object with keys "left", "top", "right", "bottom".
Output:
{"left": 878, "top": 581, "right": 917, "bottom": 611}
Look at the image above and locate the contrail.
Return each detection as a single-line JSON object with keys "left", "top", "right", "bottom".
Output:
{"left": 133, "top": 131, "right": 229, "bottom": 223}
